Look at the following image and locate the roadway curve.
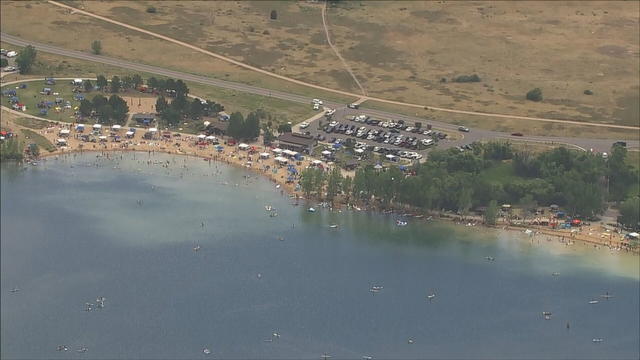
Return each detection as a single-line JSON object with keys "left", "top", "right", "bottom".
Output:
{"left": 1, "top": 35, "right": 637, "bottom": 153}
{"left": 36, "top": 1, "right": 640, "bottom": 130}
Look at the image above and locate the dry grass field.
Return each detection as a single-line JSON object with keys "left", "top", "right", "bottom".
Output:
{"left": 2, "top": 1, "right": 638, "bottom": 131}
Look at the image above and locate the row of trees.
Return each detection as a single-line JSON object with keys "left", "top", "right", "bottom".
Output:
{"left": 15, "top": 45, "right": 37, "bottom": 74}
{"left": 95, "top": 74, "right": 144, "bottom": 93}
{"left": 78, "top": 94, "right": 130, "bottom": 125}
{"left": 300, "top": 142, "right": 639, "bottom": 228}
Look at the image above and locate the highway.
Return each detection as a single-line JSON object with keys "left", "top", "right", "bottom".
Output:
{"left": 2, "top": 33, "right": 637, "bottom": 153}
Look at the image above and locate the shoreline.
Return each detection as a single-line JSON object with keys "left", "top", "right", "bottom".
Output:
{"left": 3, "top": 116, "right": 638, "bottom": 255}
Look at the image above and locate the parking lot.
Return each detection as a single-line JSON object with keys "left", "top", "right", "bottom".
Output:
{"left": 301, "top": 104, "right": 464, "bottom": 161}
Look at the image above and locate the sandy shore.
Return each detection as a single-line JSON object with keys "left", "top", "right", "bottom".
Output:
{"left": 4, "top": 116, "right": 638, "bottom": 255}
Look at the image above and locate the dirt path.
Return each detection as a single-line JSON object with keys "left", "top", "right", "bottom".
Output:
{"left": 321, "top": 1, "right": 367, "bottom": 97}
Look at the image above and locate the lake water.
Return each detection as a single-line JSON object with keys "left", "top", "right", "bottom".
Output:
{"left": 2, "top": 152, "right": 639, "bottom": 359}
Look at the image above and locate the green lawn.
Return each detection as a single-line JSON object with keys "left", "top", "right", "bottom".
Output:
{"left": 20, "top": 129, "right": 56, "bottom": 152}
{"left": 2, "top": 81, "right": 86, "bottom": 123}
{"left": 187, "top": 82, "right": 318, "bottom": 126}
{"left": 13, "top": 117, "right": 51, "bottom": 129}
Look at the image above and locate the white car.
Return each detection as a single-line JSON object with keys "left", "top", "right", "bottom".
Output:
{"left": 299, "top": 122, "right": 310, "bottom": 129}
{"left": 313, "top": 103, "right": 320, "bottom": 110}
{"left": 3, "top": 66, "right": 16, "bottom": 72}
{"left": 6, "top": 51, "right": 18, "bottom": 57}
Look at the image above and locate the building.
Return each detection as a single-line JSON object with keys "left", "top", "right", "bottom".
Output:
{"left": 277, "top": 132, "right": 317, "bottom": 154}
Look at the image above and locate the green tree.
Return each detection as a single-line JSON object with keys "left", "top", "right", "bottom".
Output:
{"left": 162, "top": 107, "right": 181, "bottom": 126}
{"left": 618, "top": 197, "right": 639, "bottom": 230}
{"left": 79, "top": 99, "right": 93, "bottom": 116}
{"left": 147, "top": 77, "right": 158, "bottom": 89}
{"left": 300, "top": 168, "right": 316, "bottom": 198}
{"left": 92, "top": 94, "right": 108, "bottom": 109}
{"left": 97, "top": 104, "right": 113, "bottom": 124}
{"left": 342, "top": 176, "right": 353, "bottom": 204}
{"left": 485, "top": 200, "right": 498, "bottom": 225}
{"left": 0, "top": 58, "right": 8, "bottom": 67}
{"left": 170, "top": 94, "right": 188, "bottom": 113}
{"left": 15, "top": 45, "right": 37, "bottom": 74}
{"left": 227, "top": 112, "right": 245, "bottom": 140}
{"left": 326, "top": 167, "right": 343, "bottom": 204}
{"left": 526, "top": 88, "right": 543, "bottom": 102}
{"left": 608, "top": 145, "right": 638, "bottom": 201}
{"left": 110, "top": 76, "right": 121, "bottom": 93}
{"left": 270, "top": 9, "right": 278, "bottom": 20}
{"left": 277, "top": 123, "right": 292, "bottom": 133}
{"left": 121, "top": 75, "right": 133, "bottom": 89}
{"left": 91, "top": 40, "right": 102, "bottom": 55}
{"left": 0, "top": 137, "right": 24, "bottom": 162}
{"left": 131, "top": 74, "right": 143, "bottom": 89}
{"left": 188, "top": 98, "right": 204, "bottom": 120}
{"left": 155, "top": 96, "right": 168, "bottom": 114}
{"left": 108, "top": 95, "right": 129, "bottom": 124}
{"left": 174, "top": 80, "right": 189, "bottom": 97}
{"left": 83, "top": 79, "right": 93, "bottom": 92}
{"left": 262, "top": 125, "right": 275, "bottom": 145}
{"left": 244, "top": 112, "right": 260, "bottom": 140}
{"left": 314, "top": 169, "right": 326, "bottom": 197}
{"left": 96, "top": 75, "right": 108, "bottom": 91}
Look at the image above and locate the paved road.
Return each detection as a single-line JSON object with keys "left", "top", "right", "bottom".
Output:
{"left": 1, "top": 33, "right": 637, "bottom": 153}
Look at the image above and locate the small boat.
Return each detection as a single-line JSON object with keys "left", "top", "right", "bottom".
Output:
{"left": 272, "top": 332, "right": 281, "bottom": 338}
{"left": 329, "top": 224, "right": 338, "bottom": 228}
{"left": 588, "top": 300, "right": 599, "bottom": 304}
{"left": 308, "top": 207, "right": 316, "bottom": 213}
{"left": 363, "top": 356, "right": 373, "bottom": 360}
{"left": 275, "top": 184, "right": 281, "bottom": 189}
{"left": 56, "top": 345, "right": 69, "bottom": 352}
{"left": 485, "top": 256, "right": 495, "bottom": 261}
{"left": 9, "top": 288, "right": 20, "bottom": 293}
{"left": 269, "top": 212, "right": 278, "bottom": 217}
{"left": 265, "top": 205, "right": 273, "bottom": 212}
{"left": 203, "top": 348, "right": 212, "bottom": 354}
{"left": 193, "top": 245, "right": 201, "bottom": 252}
{"left": 542, "top": 311, "right": 552, "bottom": 316}
{"left": 396, "top": 220, "right": 408, "bottom": 226}
{"left": 427, "top": 293, "right": 436, "bottom": 300}
{"left": 76, "top": 346, "right": 88, "bottom": 353}
{"left": 407, "top": 338, "right": 414, "bottom": 344}
{"left": 371, "top": 285, "right": 383, "bottom": 291}
{"left": 592, "top": 338, "right": 604, "bottom": 343}
{"left": 552, "top": 272, "right": 560, "bottom": 276}
{"left": 263, "top": 339, "right": 273, "bottom": 343}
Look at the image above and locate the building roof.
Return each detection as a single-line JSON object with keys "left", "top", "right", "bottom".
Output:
{"left": 277, "top": 132, "right": 316, "bottom": 147}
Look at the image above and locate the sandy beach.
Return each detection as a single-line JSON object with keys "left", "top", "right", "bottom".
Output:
{"left": 2, "top": 112, "right": 638, "bottom": 255}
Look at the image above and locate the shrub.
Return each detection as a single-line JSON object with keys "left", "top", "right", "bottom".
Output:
{"left": 270, "top": 10, "right": 277, "bottom": 20}
{"left": 583, "top": 89, "right": 593, "bottom": 95}
{"left": 453, "top": 74, "right": 481, "bottom": 83}
{"left": 146, "top": 6, "right": 156, "bottom": 13}
{"left": 0, "top": 58, "right": 7, "bottom": 67}
{"left": 526, "top": 88, "right": 543, "bottom": 102}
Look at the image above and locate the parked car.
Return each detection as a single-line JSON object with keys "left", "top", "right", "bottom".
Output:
{"left": 299, "top": 121, "right": 310, "bottom": 129}
{"left": 458, "top": 126, "right": 470, "bottom": 132}
{"left": 511, "top": 132, "right": 524, "bottom": 137}
{"left": 3, "top": 66, "right": 16, "bottom": 72}
{"left": 347, "top": 103, "right": 359, "bottom": 109}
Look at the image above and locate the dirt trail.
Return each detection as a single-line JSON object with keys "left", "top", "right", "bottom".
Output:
{"left": 321, "top": 1, "right": 367, "bottom": 97}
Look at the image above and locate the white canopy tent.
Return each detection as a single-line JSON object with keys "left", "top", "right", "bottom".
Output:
{"left": 238, "top": 143, "right": 250, "bottom": 150}
{"left": 321, "top": 150, "right": 332, "bottom": 156}
{"left": 206, "top": 135, "right": 217, "bottom": 140}
{"left": 385, "top": 154, "right": 397, "bottom": 160}
{"left": 59, "top": 129, "right": 70, "bottom": 135}
{"left": 125, "top": 131, "right": 135, "bottom": 137}
{"left": 75, "top": 124, "right": 85, "bottom": 130}
{"left": 93, "top": 124, "right": 102, "bottom": 130}
{"left": 111, "top": 124, "right": 122, "bottom": 131}
{"left": 197, "top": 134, "right": 207, "bottom": 139}
{"left": 282, "top": 149, "right": 298, "bottom": 157}
{"left": 56, "top": 138, "right": 67, "bottom": 145}
{"left": 354, "top": 148, "right": 365, "bottom": 154}
{"left": 271, "top": 148, "right": 282, "bottom": 154}
{"left": 148, "top": 128, "right": 158, "bottom": 133}
{"left": 274, "top": 156, "right": 288, "bottom": 164}
{"left": 203, "top": 121, "right": 211, "bottom": 127}
{"left": 311, "top": 159, "right": 323, "bottom": 165}
{"left": 259, "top": 152, "right": 270, "bottom": 159}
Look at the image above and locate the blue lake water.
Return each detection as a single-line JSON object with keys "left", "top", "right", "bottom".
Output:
{"left": 1, "top": 152, "right": 639, "bottom": 359}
